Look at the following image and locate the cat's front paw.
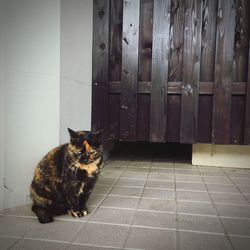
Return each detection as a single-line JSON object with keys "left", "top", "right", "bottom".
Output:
{"left": 69, "top": 209, "right": 88, "bottom": 218}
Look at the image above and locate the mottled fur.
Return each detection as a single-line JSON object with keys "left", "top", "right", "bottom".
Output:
{"left": 30, "top": 129, "right": 103, "bottom": 223}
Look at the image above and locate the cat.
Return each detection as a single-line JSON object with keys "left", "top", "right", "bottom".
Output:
{"left": 30, "top": 128, "right": 103, "bottom": 223}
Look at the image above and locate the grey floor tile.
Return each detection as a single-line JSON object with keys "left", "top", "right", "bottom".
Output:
{"left": 101, "top": 196, "right": 139, "bottom": 209}
{"left": 198, "top": 166, "right": 224, "bottom": 172}
{"left": 69, "top": 244, "right": 121, "bottom": 250}
{"left": 222, "top": 218, "right": 250, "bottom": 236}
{"left": 176, "top": 182, "right": 206, "bottom": 191}
{"left": 210, "top": 193, "right": 249, "bottom": 205}
{"left": 206, "top": 184, "right": 240, "bottom": 194}
{"left": 147, "top": 172, "right": 175, "bottom": 181}
{"left": 238, "top": 185, "right": 250, "bottom": 194}
{"left": 215, "top": 204, "right": 250, "bottom": 218}
{"left": 142, "top": 188, "right": 175, "bottom": 200}
{"left": 90, "top": 207, "right": 134, "bottom": 225}
{"left": 245, "top": 194, "right": 250, "bottom": 203}
{"left": 5, "top": 205, "right": 34, "bottom": 217}
{"left": 224, "top": 171, "right": 250, "bottom": 178}
{"left": 0, "top": 236, "right": 18, "bottom": 250}
{"left": 10, "top": 239, "right": 70, "bottom": 250}
{"left": 96, "top": 177, "right": 118, "bottom": 186}
{"left": 178, "top": 214, "right": 224, "bottom": 233}
{"left": 175, "top": 169, "right": 200, "bottom": 175}
{"left": 87, "top": 194, "right": 105, "bottom": 207}
{"left": 0, "top": 217, "right": 35, "bottom": 237}
{"left": 129, "top": 161, "right": 152, "bottom": 167}
{"left": 24, "top": 219, "right": 83, "bottom": 242}
{"left": 151, "top": 162, "right": 174, "bottom": 168}
{"left": 158, "top": 168, "right": 175, "bottom": 174}
{"left": 132, "top": 210, "right": 175, "bottom": 229}
{"left": 100, "top": 169, "right": 124, "bottom": 178}
{"left": 126, "top": 166, "right": 150, "bottom": 172}
{"left": 74, "top": 223, "right": 129, "bottom": 248}
{"left": 203, "top": 176, "right": 232, "bottom": 184}
{"left": 230, "top": 236, "right": 250, "bottom": 250}
{"left": 177, "top": 201, "right": 217, "bottom": 216}
{"left": 92, "top": 185, "right": 111, "bottom": 195}
{"left": 177, "top": 190, "right": 211, "bottom": 202}
{"left": 137, "top": 198, "right": 176, "bottom": 213}
{"left": 109, "top": 186, "right": 142, "bottom": 197}
{"left": 178, "top": 231, "right": 233, "bottom": 250}
{"left": 174, "top": 163, "right": 194, "bottom": 169}
{"left": 125, "top": 227, "right": 175, "bottom": 250}
{"left": 175, "top": 174, "right": 203, "bottom": 182}
{"left": 121, "top": 172, "right": 148, "bottom": 179}
{"left": 116, "top": 177, "right": 146, "bottom": 187}
{"left": 231, "top": 178, "right": 250, "bottom": 186}
{"left": 105, "top": 160, "right": 130, "bottom": 167}
{"left": 145, "top": 179, "right": 174, "bottom": 189}
{"left": 200, "top": 171, "right": 226, "bottom": 177}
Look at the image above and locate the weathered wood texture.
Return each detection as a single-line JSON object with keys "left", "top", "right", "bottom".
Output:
{"left": 120, "top": 0, "right": 140, "bottom": 140}
{"left": 212, "top": 0, "right": 235, "bottom": 144}
{"left": 92, "top": 0, "right": 110, "bottom": 138}
{"left": 150, "top": 0, "right": 171, "bottom": 142}
{"left": 180, "top": 0, "right": 203, "bottom": 143}
{"left": 92, "top": 0, "right": 250, "bottom": 145}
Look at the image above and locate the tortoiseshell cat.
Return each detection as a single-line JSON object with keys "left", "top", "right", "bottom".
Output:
{"left": 30, "top": 128, "right": 103, "bottom": 223}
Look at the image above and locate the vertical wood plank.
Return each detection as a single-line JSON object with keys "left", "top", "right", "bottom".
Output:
{"left": 109, "top": 0, "right": 123, "bottom": 82}
{"left": 108, "top": 94, "right": 120, "bottom": 140}
{"left": 120, "top": 0, "right": 140, "bottom": 140}
{"left": 149, "top": 0, "right": 171, "bottom": 142}
{"left": 197, "top": 95, "right": 213, "bottom": 143}
{"left": 166, "top": 95, "right": 181, "bottom": 142}
{"left": 168, "top": 0, "right": 185, "bottom": 82}
{"left": 212, "top": 0, "right": 235, "bottom": 144}
{"left": 92, "top": 0, "right": 110, "bottom": 136}
{"left": 138, "top": 0, "right": 153, "bottom": 82}
{"left": 244, "top": 41, "right": 250, "bottom": 144}
{"left": 180, "top": 0, "right": 203, "bottom": 143}
{"left": 231, "top": 95, "right": 245, "bottom": 144}
{"left": 137, "top": 94, "right": 150, "bottom": 141}
{"left": 200, "top": 0, "right": 217, "bottom": 82}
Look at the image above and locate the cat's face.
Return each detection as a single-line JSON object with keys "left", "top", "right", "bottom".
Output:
{"left": 68, "top": 128, "right": 103, "bottom": 166}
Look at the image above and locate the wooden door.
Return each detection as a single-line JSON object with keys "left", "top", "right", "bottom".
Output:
{"left": 92, "top": 0, "right": 250, "bottom": 145}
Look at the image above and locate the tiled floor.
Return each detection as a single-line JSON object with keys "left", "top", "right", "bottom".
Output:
{"left": 1, "top": 154, "right": 250, "bottom": 249}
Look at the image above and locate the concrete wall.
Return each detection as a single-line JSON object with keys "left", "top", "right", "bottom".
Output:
{"left": 60, "top": 0, "right": 93, "bottom": 144}
{"left": 3, "top": 0, "right": 60, "bottom": 208}
{"left": 192, "top": 144, "right": 250, "bottom": 168}
{"left": 0, "top": 0, "right": 4, "bottom": 214}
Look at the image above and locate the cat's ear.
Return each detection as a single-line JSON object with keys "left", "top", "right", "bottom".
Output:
{"left": 68, "top": 128, "right": 78, "bottom": 138}
{"left": 91, "top": 129, "right": 103, "bottom": 145}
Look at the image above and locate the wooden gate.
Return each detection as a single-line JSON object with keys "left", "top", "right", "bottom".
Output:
{"left": 92, "top": 0, "right": 250, "bottom": 145}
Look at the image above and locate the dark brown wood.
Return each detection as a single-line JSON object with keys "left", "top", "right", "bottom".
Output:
{"left": 231, "top": 95, "right": 246, "bottom": 144}
{"left": 92, "top": 0, "right": 110, "bottom": 137}
{"left": 200, "top": 0, "right": 217, "bottom": 82}
{"left": 109, "top": 0, "right": 123, "bottom": 81}
{"left": 168, "top": 0, "right": 185, "bottom": 82}
{"left": 109, "top": 81, "right": 247, "bottom": 95}
{"left": 212, "top": 0, "right": 235, "bottom": 144}
{"left": 197, "top": 95, "right": 213, "bottom": 143}
{"left": 150, "top": 0, "right": 171, "bottom": 142}
{"left": 137, "top": 94, "right": 150, "bottom": 141}
{"left": 234, "top": 0, "right": 250, "bottom": 82}
{"left": 138, "top": 0, "right": 153, "bottom": 82}
{"left": 108, "top": 94, "right": 120, "bottom": 140}
{"left": 180, "top": 0, "right": 203, "bottom": 143}
{"left": 245, "top": 40, "right": 250, "bottom": 144}
{"left": 120, "top": 0, "right": 140, "bottom": 140}
{"left": 166, "top": 95, "right": 181, "bottom": 142}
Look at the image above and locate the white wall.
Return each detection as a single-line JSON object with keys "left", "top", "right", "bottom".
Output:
{"left": 3, "top": 0, "right": 60, "bottom": 208}
{"left": 60, "top": 0, "right": 93, "bottom": 143}
{"left": 0, "top": 0, "right": 4, "bottom": 214}
{"left": 192, "top": 144, "right": 250, "bottom": 168}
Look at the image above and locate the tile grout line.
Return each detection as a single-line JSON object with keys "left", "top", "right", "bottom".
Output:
{"left": 197, "top": 167, "right": 236, "bottom": 250}
{"left": 121, "top": 159, "right": 153, "bottom": 249}
{"left": 69, "top": 160, "right": 131, "bottom": 245}
{"left": 174, "top": 163, "right": 180, "bottom": 250}
{"left": 221, "top": 168, "right": 250, "bottom": 204}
